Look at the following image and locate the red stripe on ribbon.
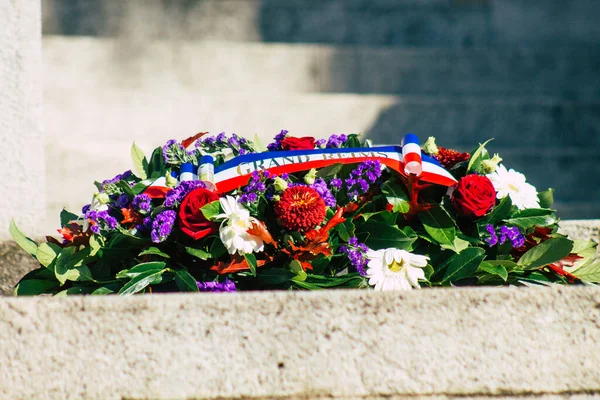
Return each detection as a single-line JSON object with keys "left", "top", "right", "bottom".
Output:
{"left": 215, "top": 155, "right": 455, "bottom": 193}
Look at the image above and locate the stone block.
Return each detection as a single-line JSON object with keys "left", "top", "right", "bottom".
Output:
{"left": 0, "top": 1, "right": 45, "bottom": 239}
{"left": 1, "top": 286, "right": 599, "bottom": 399}
{"left": 43, "top": 37, "right": 600, "bottom": 100}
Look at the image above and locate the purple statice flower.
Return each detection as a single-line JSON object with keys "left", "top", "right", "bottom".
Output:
{"left": 162, "top": 139, "right": 188, "bottom": 165}
{"left": 485, "top": 224, "right": 499, "bottom": 246}
{"left": 228, "top": 133, "right": 240, "bottom": 148}
{"left": 115, "top": 193, "right": 130, "bottom": 208}
{"left": 326, "top": 134, "right": 348, "bottom": 148}
{"left": 311, "top": 178, "right": 336, "bottom": 207}
{"left": 239, "top": 171, "right": 268, "bottom": 204}
{"left": 101, "top": 170, "right": 133, "bottom": 187}
{"left": 215, "top": 132, "right": 227, "bottom": 144}
{"left": 499, "top": 226, "right": 525, "bottom": 248}
{"left": 239, "top": 148, "right": 247, "bottom": 155}
{"left": 136, "top": 216, "right": 153, "bottom": 233}
{"left": 151, "top": 210, "right": 177, "bottom": 243}
{"left": 339, "top": 237, "right": 369, "bottom": 276}
{"left": 267, "top": 129, "right": 289, "bottom": 151}
{"left": 315, "top": 139, "right": 326, "bottom": 148}
{"left": 132, "top": 193, "right": 152, "bottom": 213}
{"left": 345, "top": 160, "right": 382, "bottom": 198}
{"left": 163, "top": 180, "right": 206, "bottom": 208}
{"left": 196, "top": 278, "right": 236, "bottom": 293}
{"left": 329, "top": 178, "right": 342, "bottom": 190}
{"left": 82, "top": 204, "right": 91, "bottom": 214}
{"left": 197, "top": 278, "right": 237, "bottom": 292}
{"left": 100, "top": 170, "right": 133, "bottom": 193}
{"left": 485, "top": 224, "right": 524, "bottom": 248}
{"left": 85, "top": 209, "right": 118, "bottom": 234}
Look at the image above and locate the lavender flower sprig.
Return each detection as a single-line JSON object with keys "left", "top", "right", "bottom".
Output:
{"left": 345, "top": 160, "right": 382, "bottom": 199}
{"left": 197, "top": 278, "right": 237, "bottom": 292}
{"left": 151, "top": 210, "right": 177, "bottom": 243}
{"left": 339, "top": 237, "right": 370, "bottom": 276}
{"left": 485, "top": 224, "right": 525, "bottom": 248}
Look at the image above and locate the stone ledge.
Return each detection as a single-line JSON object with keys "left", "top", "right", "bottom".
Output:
{"left": 1, "top": 286, "right": 600, "bottom": 400}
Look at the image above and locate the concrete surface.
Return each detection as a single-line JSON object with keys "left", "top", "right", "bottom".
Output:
{"left": 42, "top": 0, "right": 600, "bottom": 48}
{"left": 1, "top": 286, "right": 599, "bottom": 399}
{"left": 0, "top": 1, "right": 45, "bottom": 238}
{"left": 43, "top": 37, "right": 600, "bottom": 99}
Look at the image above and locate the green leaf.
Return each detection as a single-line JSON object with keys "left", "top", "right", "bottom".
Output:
{"left": 116, "top": 261, "right": 166, "bottom": 279}
{"left": 89, "top": 234, "right": 102, "bottom": 256}
{"left": 441, "top": 237, "right": 470, "bottom": 253}
{"left": 174, "top": 269, "right": 199, "bottom": 292}
{"left": 485, "top": 260, "right": 519, "bottom": 271}
{"left": 466, "top": 138, "right": 493, "bottom": 173}
{"left": 253, "top": 133, "right": 268, "bottom": 153}
{"left": 244, "top": 253, "right": 258, "bottom": 277}
{"left": 257, "top": 268, "right": 295, "bottom": 285}
{"left": 14, "top": 279, "right": 59, "bottom": 296}
{"left": 55, "top": 286, "right": 95, "bottom": 297}
{"left": 359, "top": 222, "right": 417, "bottom": 251}
{"left": 381, "top": 181, "right": 410, "bottom": 213}
{"left": 316, "top": 163, "right": 343, "bottom": 179}
{"left": 139, "top": 247, "right": 170, "bottom": 259}
{"left": 571, "top": 259, "right": 600, "bottom": 283}
{"left": 504, "top": 208, "right": 557, "bottom": 229}
{"left": 442, "top": 247, "right": 486, "bottom": 283}
{"left": 185, "top": 247, "right": 211, "bottom": 260}
{"left": 118, "top": 269, "right": 165, "bottom": 295}
{"left": 517, "top": 238, "right": 574, "bottom": 270}
{"left": 538, "top": 189, "right": 554, "bottom": 209}
{"left": 131, "top": 178, "right": 154, "bottom": 195}
{"left": 483, "top": 196, "right": 513, "bottom": 226}
{"left": 60, "top": 209, "right": 79, "bottom": 227}
{"left": 35, "top": 242, "right": 61, "bottom": 268}
{"left": 292, "top": 280, "right": 322, "bottom": 290}
{"left": 64, "top": 265, "right": 94, "bottom": 282}
{"left": 130, "top": 141, "right": 148, "bottom": 180}
{"left": 478, "top": 261, "right": 508, "bottom": 281}
{"left": 9, "top": 219, "right": 38, "bottom": 256}
{"left": 200, "top": 200, "right": 222, "bottom": 221}
{"left": 419, "top": 206, "right": 456, "bottom": 247}
{"left": 92, "top": 284, "right": 121, "bottom": 295}
{"left": 54, "top": 247, "right": 76, "bottom": 285}
{"left": 147, "top": 148, "right": 166, "bottom": 179}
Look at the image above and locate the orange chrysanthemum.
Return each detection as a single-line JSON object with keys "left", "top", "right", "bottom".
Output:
{"left": 434, "top": 147, "right": 470, "bottom": 169}
{"left": 274, "top": 186, "right": 326, "bottom": 232}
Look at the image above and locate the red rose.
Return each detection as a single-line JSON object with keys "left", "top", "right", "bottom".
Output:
{"left": 452, "top": 174, "right": 496, "bottom": 218}
{"left": 280, "top": 136, "right": 316, "bottom": 150}
{"left": 179, "top": 188, "right": 220, "bottom": 240}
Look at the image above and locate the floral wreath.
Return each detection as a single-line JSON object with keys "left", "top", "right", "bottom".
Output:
{"left": 10, "top": 130, "right": 600, "bottom": 295}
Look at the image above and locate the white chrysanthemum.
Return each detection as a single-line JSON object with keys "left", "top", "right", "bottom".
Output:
{"left": 486, "top": 164, "right": 540, "bottom": 210}
{"left": 365, "top": 248, "right": 429, "bottom": 291}
{"left": 216, "top": 196, "right": 264, "bottom": 255}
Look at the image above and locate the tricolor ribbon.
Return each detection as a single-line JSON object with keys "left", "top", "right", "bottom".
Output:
{"left": 145, "top": 134, "right": 458, "bottom": 196}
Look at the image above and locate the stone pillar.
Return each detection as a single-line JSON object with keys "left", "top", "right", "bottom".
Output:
{"left": 0, "top": 1, "right": 45, "bottom": 239}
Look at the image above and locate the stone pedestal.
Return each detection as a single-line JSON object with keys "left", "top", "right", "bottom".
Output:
{"left": 0, "top": 1, "right": 45, "bottom": 239}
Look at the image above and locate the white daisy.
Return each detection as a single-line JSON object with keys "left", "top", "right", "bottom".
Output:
{"left": 365, "top": 248, "right": 429, "bottom": 291}
{"left": 486, "top": 164, "right": 540, "bottom": 210}
{"left": 216, "top": 196, "right": 264, "bottom": 255}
